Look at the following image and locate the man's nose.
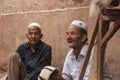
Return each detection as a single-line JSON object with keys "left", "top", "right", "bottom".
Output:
{"left": 67, "top": 33, "right": 72, "bottom": 39}
{"left": 31, "top": 34, "right": 35, "bottom": 37}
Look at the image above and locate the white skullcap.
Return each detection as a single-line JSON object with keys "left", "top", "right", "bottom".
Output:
{"left": 70, "top": 20, "right": 87, "bottom": 32}
{"left": 39, "top": 66, "right": 58, "bottom": 80}
{"left": 28, "top": 22, "right": 41, "bottom": 29}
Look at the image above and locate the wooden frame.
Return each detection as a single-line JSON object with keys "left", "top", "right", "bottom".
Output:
{"left": 78, "top": 11, "right": 120, "bottom": 80}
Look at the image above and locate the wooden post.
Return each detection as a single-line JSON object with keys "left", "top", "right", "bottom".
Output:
{"left": 101, "top": 23, "right": 120, "bottom": 45}
{"left": 79, "top": 7, "right": 120, "bottom": 80}
{"left": 97, "top": 15, "right": 120, "bottom": 80}
{"left": 97, "top": 19, "right": 110, "bottom": 80}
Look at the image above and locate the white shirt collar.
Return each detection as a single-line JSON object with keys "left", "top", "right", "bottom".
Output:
{"left": 68, "top": 43, "right": 88, "bottom": 59}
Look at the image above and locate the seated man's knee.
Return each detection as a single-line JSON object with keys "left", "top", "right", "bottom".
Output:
{"left": 9, "top": 52, "right": 20, "bottom": 61}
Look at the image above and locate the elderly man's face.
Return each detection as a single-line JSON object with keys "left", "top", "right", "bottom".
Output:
{"left": 66, "top": 26, "right": 86, "bottom": 49}
{"left": 26, "top": 26, "right": 43, "bottom": 45}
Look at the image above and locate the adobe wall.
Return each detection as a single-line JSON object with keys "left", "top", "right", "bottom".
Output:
{"left": 0, "top": 0, "right": 120, "bottom": 80}
{"left": 0, "top": 6, "right": 90, "bottom": 76}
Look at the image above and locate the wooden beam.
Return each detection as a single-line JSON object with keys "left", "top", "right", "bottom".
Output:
{"left": 100, "top": 24, "right": 120, "bottom": 46}
{"left": 97, "top": 19, "right": 109, "bottom": 80}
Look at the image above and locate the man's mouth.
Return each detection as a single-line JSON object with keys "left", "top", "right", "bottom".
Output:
{"left": 30, "top": 39, "right": 36, "bottom": 42}
{"left": 67, "top": 40, "right": 73, "bottom": 43}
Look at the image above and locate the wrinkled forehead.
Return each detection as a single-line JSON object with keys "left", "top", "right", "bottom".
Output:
{"left": 27, "top": 26, "right": 41, "bottom": 32}
{"left": 66, "top": 25, "right": 81, "bottom": 32}
{"left": 28, "top": 26, "right": 40, "bottom": 29}
{"left": 28, "top": 22, "right": 41, "bottom": 29}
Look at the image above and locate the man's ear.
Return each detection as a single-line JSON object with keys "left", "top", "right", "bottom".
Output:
{"left": 40, "top": 34, "right": 43, "bottom": 39}
{"left": 81, "top": 34, "right": 87, "bottom": 42}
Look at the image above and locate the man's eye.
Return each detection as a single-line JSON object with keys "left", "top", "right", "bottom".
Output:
{"left": 66, "top": 32, "right": 77, "bottom": 35}
{"left": 28, "top": 33, "right": 39, "bottom": 35}
{"left": 34, "top": 33, "right": 40, "bottom": 35}
{"left": 35, "top": 33, "right": 39, "bottom": 34}
{"left": 29, "top": 33, "right": 32, "bottom": 35}
{"left": 71, "top": 32, "right": 76, "bottom": 35}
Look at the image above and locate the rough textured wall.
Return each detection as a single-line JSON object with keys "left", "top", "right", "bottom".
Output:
{"left": 0, "top": 0, "right": 91, "bottom": 77}
{"left": 0, "top": 0, "right": 120, "bottom": 80}
{"left": 0, "top": 7, "right": 90, "bottom": 77}
{"left": 0, "top": 0, "right": 90, "bottom": 14}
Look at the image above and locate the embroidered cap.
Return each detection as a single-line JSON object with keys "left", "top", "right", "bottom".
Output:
{"left": 38, "top": 66, "right": 58, "bottom": 80}
{"left": 28, "top": 22, "right": 41, "bottom": 29}
{"left": 70, "top": 20, "right": 87, "bottom": 33}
